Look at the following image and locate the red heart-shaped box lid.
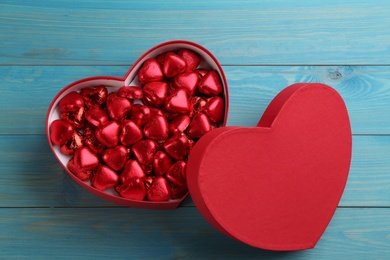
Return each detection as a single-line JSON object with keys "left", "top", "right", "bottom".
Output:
{"left": 187, "top": 83, "right": 352, "bottom": 251}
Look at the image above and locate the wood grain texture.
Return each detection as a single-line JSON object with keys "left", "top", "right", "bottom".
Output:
{"left": 2, "top": 66, "right": 390, "bottom": 134}
{"left": 1, "top": 0, "right": 390, "bottom": 257}
{"left": 1, "top": 208, "right": 389, "bottom": 259}
{"left": 0, "top": 135, "right": 389, "bottom": 207}
{"left": 1, "top": 1, "right": 390, "bottom": 65}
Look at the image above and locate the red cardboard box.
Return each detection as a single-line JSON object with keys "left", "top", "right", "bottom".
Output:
{"left": 187, "top": 83, "right": 352, "bottom": 250}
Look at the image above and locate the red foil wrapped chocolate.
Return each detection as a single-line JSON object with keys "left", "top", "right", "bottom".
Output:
{"left": 46, "top": 40, "right": 228, "bottom": 209}
{"left": 49, "top": 119, "right": 75, "bottom": 146}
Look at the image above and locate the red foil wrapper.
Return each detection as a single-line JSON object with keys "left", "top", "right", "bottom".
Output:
{"left": 106, "top": 93, "right": 132, "bottom": 121}
{"left": 120, "top": 120, "right": 143, "bottom": 146}
{"left": 60, "top": 106, "right": 85, "bottom": 129}
{"left": 85, "top": 109, "right": 109, "bottom": 128}
{"left": 60, "top": 131, "right": 83, "bottom": 156}
{"left": 132, "top": 139, "right": 157, "bottom": 166}
{"left": 169, "top": 115, "right": 191, "bottom": 136}
{"left": 143, "top": 115, "right": 169, "bottom": 141}
{"left": 165, "top": 88, "right": 191, "bottom": 114}
{"left": 189, "top": 96, "right": 207, "bottom": 117}
{"left": 173, "top": 72, "right": 199, "bottom": 96}
{"left": 144, "top": 176, "right": 155, "bottom": 190}
{"left": 198, "top": 71, "right": 223, "bottom": 96}
{"left": 47, "top": 41, "right": 228, "bottom": 209}
{"left": 49, "top": 119, "right": 74, "bottom": 146}
{"left": 138, "top": 58, "right": 164, "bottom": 84}
{"left": 74, "top": 147, "right": 99, "bottom": 172}
{"left": 163, "top": 135, "right": 190, "bottom": 160}
{"left": 166, "top": 161, "right": 187, "bottom": 187}
{"left": 102, "top": 145, "right": 128, "bottom": 171}
{"left": 162, "top": 52, "right": 187, "bottom": 78}
{"left": 118, "top": 86, "right": 143, "bottom": 99}
{"left": 130, "top": 104, "right": 152, "bottom": 126}
{"left": 147, "top": 176, "right": 171, "bottom": 201}
{"left": 81, "top": 85, "right": 108, "bottom": 109}
{"left": 203, "top": 96, "right": 225, "bottom": 123}
{"left": 59, "top": 91, "right": 84, "bottom": 113}
{"left": 67, "top": 157, "right": 92, "bottom": 181}
{"left": 178, "top": 49, "right": 201, "bottom": 73}
{"left": 116, "top": 177, "right": 146, "bottom": 200}
{"left": 171, "top": 184, "right": 189, "bottom": 200}
{"left": 187, "top": 113, "right": 212, "bottom": 139}
{"left": 143, "top": 81, "right": 168, "bottom": 106}
{"left": 120, "top": 159, "right": 145, "bottom": 183}
{"left": 153, "top": 151, "right": 174, "bottom": 176}
{"left": 83, "top": 124, "right": 105, "bottom": 154}
{"left": 96, "top": 121, "right": 120, "bottom": 148}
{"left": 91, "top": 165, "right": 119, "bottom": 191}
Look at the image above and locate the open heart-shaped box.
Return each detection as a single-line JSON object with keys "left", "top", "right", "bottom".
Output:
{"left": 47, "top": 40, "right": 352, "bottom": 250}
{"left": 46, "top": 40, "right": 229, "bottom": 209}
{"left": 187, "top": 83, "right": 352, "bottom": 250}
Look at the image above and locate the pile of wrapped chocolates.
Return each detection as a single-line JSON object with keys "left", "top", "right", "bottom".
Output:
{"left": 49, "top": 49, "right": 225, "bottom": 202}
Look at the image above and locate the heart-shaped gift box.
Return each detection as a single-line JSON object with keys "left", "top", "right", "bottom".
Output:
{"left": 47, "top": 40, "right": 352, "bottom": 251}
{"left": 46, "top": 40, "right": 229, "bottom": 209}
{"left": 187, "top": 83, "right": 352, "bottom": 250}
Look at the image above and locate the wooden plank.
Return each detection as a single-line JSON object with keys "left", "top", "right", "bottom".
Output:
{"left": 1, "top": 135, "right": 389, "bottom": 207}
{"left": 343, "top": 135, "right": 390, "bottom": 207}
{"left": 0, "top": 65, "right": 129, "bottom": 135}
{"left": 2, "top": 0, "right": 390, "bottom": 258}
{"left": 1, "top": 1, "right": 390, "bottom": 65}
{"left": 0, "top": 207, "right": 389, "bottom": 259}
{"left": 227, "top": 66, "right": 390, "bottom": 134}
{"left": 2, "top": 66, "right": 390, "bottom": 135}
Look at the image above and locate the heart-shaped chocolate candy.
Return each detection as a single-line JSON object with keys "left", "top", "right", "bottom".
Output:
{"left": 46, "top": 41, "right": 228, "bottom": 209}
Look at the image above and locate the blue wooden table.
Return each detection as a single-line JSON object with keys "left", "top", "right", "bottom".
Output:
{"left": 1, "top": 1, "right": 390, "bottom": 258}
